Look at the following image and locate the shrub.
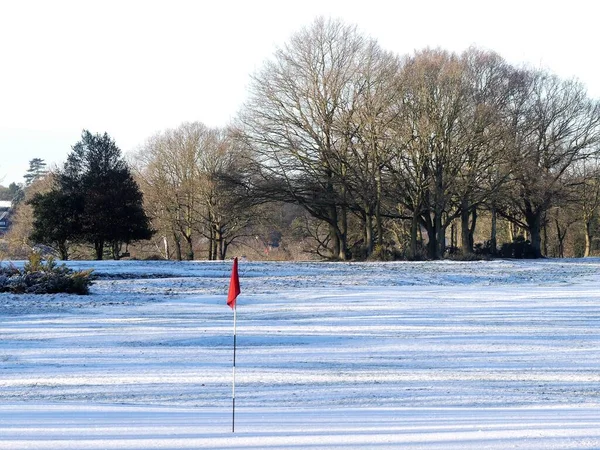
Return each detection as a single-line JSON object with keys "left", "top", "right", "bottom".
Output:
{"left": 0, "top": 254, "right": 94, "bottom": 295}
{"left": 499, "top": 236, "right": 536, "bottom": 259}
{"left": 143, "top": 254, "right": 165, "bottom": 261}
{"left": 445, "top": 251, "right": 490, "bottom": 261}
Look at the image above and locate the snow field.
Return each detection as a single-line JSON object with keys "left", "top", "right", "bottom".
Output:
{"left": 1, "top": 259, "right": 600, "bottom": 448}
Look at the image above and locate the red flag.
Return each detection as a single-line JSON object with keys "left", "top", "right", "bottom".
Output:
{"left": 227, "top": 257, "right": 240, "bottom": 309}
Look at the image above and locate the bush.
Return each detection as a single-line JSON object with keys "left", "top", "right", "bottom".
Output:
{"left": 445, "top": 252, "right": 490, "bottom": 261}
{"left": 143, "top": 254, "right": 165, "bottom": 261}
{"left": 499, "top": 236, "right": 536, "bottom": 259}
{"left": 0, "top": 254, "right": 94, "bottom": 295}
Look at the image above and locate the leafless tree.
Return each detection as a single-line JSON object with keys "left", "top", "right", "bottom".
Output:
{"left": 3, "top": 173, "right": 54, "bottom": 257}
{"left": 134, "top": 123, "right": 208, "bottom": 260}
{"left": 570, "top": 157, "right": 600, "bottom": 256}
{"left": 133, "top": 122, "right": 255, "bottom": 260}
{"left": 239, "top": 17, "right": 377, "bottom": 260}
{"left": 340, "top": 45, "right": 403, "bottom": 257}
{"left": 388, "top": 49, "right": 469, "bottom": 259}
{"left": 501, "top": 70, "right": 600, "bottom": 257}
{"left": 453, "top": 48, "right": 513, "bottom": 255}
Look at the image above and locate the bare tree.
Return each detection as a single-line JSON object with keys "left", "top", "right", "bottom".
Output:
{"left": 502, "top": 71, "right": 600, "bottom": 257}
{"left": 388, "top": 49, "right": 468, "bottom": 259}
{"left": 570, "top": 157, "right": 600, "bottom": 256}
{"left": 134, "top": 123, "right": 209, "bottom": 260}
{"left": 134, "top": 122, "right": 255, "bottom": 260}
{"left": 3, "top": 173, "right": 54, "bottom": 258}
{"left": 453, "top": 48, "right": 513, "bottom": 255}
{"left": 197, "top": 129, "right": 256, "bottom": 260}
{"left": 340, "top": 44, "right": 403, "bottom": 257}
{"left": 239, "top": 17, "right": 376, "bottom": 260}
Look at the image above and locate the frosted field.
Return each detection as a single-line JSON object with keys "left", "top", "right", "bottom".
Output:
{"left": 1, "top": 259, "right": 600, "bottom": 449}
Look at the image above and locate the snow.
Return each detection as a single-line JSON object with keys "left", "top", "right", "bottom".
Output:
{"left": 1, "top": 258, "right": 600, "bottom": 448}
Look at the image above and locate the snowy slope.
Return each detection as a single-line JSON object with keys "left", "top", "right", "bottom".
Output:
{"left": 1, "top": 259, "right": 600, "bottom": 448}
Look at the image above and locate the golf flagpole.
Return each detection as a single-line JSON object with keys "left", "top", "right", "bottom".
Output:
{"left": 227, "top": 257, "right": 240, "bottom": 433}
{"left": 232, "top": 302, "right": 237, "bottom": 432}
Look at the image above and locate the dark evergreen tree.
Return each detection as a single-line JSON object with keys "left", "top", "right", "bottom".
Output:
{"left": 30, "top": 130, "right": 153, "bottom": 260}
{"left": 29, "top": 189, "right": 83, "bottom": 260}
{"left": 24, "top": 158, "right": 48, "bottom": 186}
{"left": 8, "top": 182, "right": 24, "bottom": 206}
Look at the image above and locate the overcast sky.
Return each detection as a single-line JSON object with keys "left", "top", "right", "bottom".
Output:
{"left": 1, "top": 0, "right": 598, "bottom": 185}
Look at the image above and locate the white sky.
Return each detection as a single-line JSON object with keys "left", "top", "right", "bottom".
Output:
{"left": 1, "top": 0, "right": 598, "bottom": 185}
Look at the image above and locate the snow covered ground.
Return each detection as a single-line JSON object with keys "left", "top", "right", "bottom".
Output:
{"left": 1, "top": 258, "right": 600, "bottom": 448}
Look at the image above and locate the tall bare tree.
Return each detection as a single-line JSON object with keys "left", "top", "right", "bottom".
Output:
{"left": 454, "top": 48, "right": 512, "bottom": 255}
{"left": 388, "top": 49, "right": 468, "bottom": 259}
{"left": 134, "top": 122, "right": 209, "bottom": 260}
{"left": 239, "top": 17, "right": 375, "bottom": 260}
{"left": 197, "top": 129, "right": 255, "bottom": 260}
{"left": 340, "top": 44, "right": 403, "bottom": 257}
{"left": 502, "top": 71, "right": 600, "bottom": 257}
{"left": 134, "top": 122, "right": 254, "bottom": 260}
{"left": 570, "top": 157, "right": 600, "bottom": 256}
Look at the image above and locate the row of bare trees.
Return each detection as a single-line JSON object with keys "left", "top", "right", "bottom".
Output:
{"left": 127, "top": 18, "right": 600, "bottom": 261}
{"left": 132, "top": 123, "right": 254, "bottom": 260}
{"left": 235, "top": 18, "right": 600, "bottom": 260}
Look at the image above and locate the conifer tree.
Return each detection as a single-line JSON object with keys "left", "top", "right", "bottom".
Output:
{"left": 24, "top": 158, "right": 48, "bottom": 186}
{"left": 30, "top": 130, "right": 153, "bottom": 260}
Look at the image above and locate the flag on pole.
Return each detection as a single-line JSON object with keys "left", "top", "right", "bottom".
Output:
{"left": 227, "top": 257, "right": 240, "bottom": 432}
{"left": 227, "top": 257, "right": 240, "bottom": 309}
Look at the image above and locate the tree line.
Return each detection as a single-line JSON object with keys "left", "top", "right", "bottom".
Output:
{"left": 236, "top": 18, "right": 600, "bottom": 260}
{"left": 3, "top": 17, "right": 600, "bottom": 261}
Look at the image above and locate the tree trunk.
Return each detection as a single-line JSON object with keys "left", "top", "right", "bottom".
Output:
{"left": 58, "top": 242, "right": 69, "bottom": 261}
{"left": 490, "top": 207, "right": 497, "bottom": 255}
{"left": 508, "top": 220, "right": 514, "bottom": 243}
{"left": 453, "top": 222, "right": 458, "bottom": 249}
{"left": 94, "top": 240, "right": 104, "bottom": 260}
{"left": 208, "top": 226, "right": 214, "bottom": 260}
{"left": 163, "top": 236, "right": 169, "bottom": 260}
{"left": 469, "top": 208, "right": 477, "bottom": 249}
{"left": 365, "top": 212, "right": 374, "bottom": 257}
{"left": 460, "top": 199, "right": 472, "bottom": 255}
{"left": 185, "top": 204, "right": 194, "bottom": 260}
{"left": 424, "top": 217, "right": 437, "bottom": 260}
{"left": 427, "top": 231, "right": 437, "bottom": 259}
{"left": 210, "top": 224, "right": 218, "bottom": 260}
{"left": 183, "top": 235, "right": 194, "bottom": 260}
{"left": 339, "top": 206, "right": 348, "bottom": 260}
{"left": 328, "top": 203, "right": 341, "bottom": 260}
{"left": 375, "top": 167, "right": 383, "bottom": 250}
{"left": 435, "top": 212, "right": 444, "bottom": 259}
{"left": 111, "top": 241, "right": 121, "bottom": 260}
{"left": 433, "top": 164, "right": 445, "bottom": 259}
{"left": 218, "top": 229, "right": 225, "bottom": 260}
{"left": 438, "top": 224, "right": 447, "bottom": 258}
{"left": 555, "top": 219, "right": 566, "bottom": 258}
{"left": 222, "top": 241, "right": 229, "bottom": 260}
{"left": 525, "top": 212, "right": 543, "bottom": 258}
{"left": 585, "top": 220, "right": 593, "bottom": 257}
{"left": 173, "top": 233, "right": 182, "bottom": 261}
{"left": 542, "top": 213, "right": 549, "bottom": 257}
{"left": 409, "top": 213, "right": 419, "bottom": 260}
